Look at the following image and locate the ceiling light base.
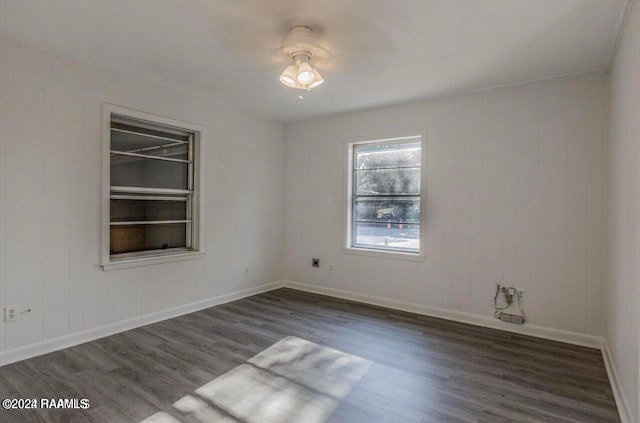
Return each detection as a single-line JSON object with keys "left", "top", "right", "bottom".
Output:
{"left": 280, "top": 26, "right": 331, "bottom": 62}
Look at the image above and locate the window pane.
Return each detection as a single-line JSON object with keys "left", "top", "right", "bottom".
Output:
{"left": 351, "top": 138, "right": 422, "bottom": 254}
{"left": 355, "top": 168, "right": 420, "bottom": 195}
{"left": 110, "top": 155, "right": 188, "bottom": 190}
{"left": 110, "top": 223, "right": 187, "bottom": 255}
{"left": 110, "top": 199, "right": 187, "bottom": 222}
{"left": 353, "top": 222, "right": 419, "bottom": 253}
{"left": 354, "top": 198, "right": 420, "bottom": 224}
{"left": 112, "top": 122, "right": 188, "bottom": 145}
{"left": 111, "top": 128, "right": 188, "bottom": 160}
{"left": 355, "top": 140, "right": 421, "bottom": 170}
{"left": 128, "top": 143, "right": 188, "bottom": 161}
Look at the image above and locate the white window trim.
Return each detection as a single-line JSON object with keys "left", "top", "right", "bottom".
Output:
{"left": 342, "top": 130, "right": 427, "bottom": 262}
{"left": 101, "top": 104, "right": 206, "bottom": 271}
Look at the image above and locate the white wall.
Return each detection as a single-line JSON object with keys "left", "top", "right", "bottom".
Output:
{"left": 284, "top": 74, "right": 607, "bottom": 338}
{"left": 0, "top": 36, "right": 285, "bottom": 356}
{"left": 605, "top": 0, "right": 640, "bottom": 420}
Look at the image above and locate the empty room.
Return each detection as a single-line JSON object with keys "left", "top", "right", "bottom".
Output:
{"left": 0, "top": 0, "right": 638, "bottom": 422}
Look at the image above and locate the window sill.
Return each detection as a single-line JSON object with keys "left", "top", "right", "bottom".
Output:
{"left": 341, "top": 247, "right": 425, "bottom": 262}
{"left": 101, "top": 250, "right": 205, "bottom": 271}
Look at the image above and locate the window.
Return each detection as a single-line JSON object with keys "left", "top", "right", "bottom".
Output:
{"left": 102, "top": 105, "right": 204, "bottom": 270}
{"left": 346, "top": 135, "right": 425, "bottom": 258}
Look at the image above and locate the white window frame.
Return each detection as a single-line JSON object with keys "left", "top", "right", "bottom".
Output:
{"left": 101, "top": 104, "right": 206, "bottom": 271}
{"left": 343, "top": 131, "right": 427, "bottom": 262}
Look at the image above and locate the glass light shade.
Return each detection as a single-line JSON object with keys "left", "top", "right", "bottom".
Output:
{"left": 297, "top": 61, "right": 315, "bottom": 84}
{"left": 279, "top": 65, "right": 298, "bottom": 88}
{"left": 307, "top": 68, "right": 324, "bottom": 89}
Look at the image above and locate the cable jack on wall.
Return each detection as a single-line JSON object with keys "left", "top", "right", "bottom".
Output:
{"left": 493, "top": 283, "right": 527, "bottom": 324}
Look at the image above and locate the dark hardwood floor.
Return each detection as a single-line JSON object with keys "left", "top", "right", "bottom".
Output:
{"left": 0, "top": 288, "right": 620, "bottom": 423}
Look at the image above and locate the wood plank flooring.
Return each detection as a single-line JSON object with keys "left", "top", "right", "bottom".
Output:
{"left": 0, "top": 288, "right": 620, "bottom": 423}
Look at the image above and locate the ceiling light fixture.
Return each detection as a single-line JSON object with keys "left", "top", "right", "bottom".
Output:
{"left": 279, "top": 26, "right": 328, "bottom": 91}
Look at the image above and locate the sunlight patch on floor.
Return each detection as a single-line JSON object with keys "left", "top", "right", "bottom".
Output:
{"left": 140, "top": 411, "right": 182, "bottom": 423}
{"left": 141, "top": 336, "right": 372, "bottom": 423}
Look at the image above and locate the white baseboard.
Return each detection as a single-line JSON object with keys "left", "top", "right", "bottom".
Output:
{"left": 282, "top": 281, "right": 602, "bottom": 348}
{"left": 602, "top": 340, "right": 633, "bottom": 423}
{"left": 0, "top": 279, "right": 629, "bottom": 423}
{"left": 0, "top": 281, "right": 284, "bottom": 367}
{"left": 282, "top": 281, "right": 633, "bottom": 422}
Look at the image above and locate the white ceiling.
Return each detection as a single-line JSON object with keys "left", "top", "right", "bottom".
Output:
{"left": 0, "top": 0, "right": 628, "bottom": 122}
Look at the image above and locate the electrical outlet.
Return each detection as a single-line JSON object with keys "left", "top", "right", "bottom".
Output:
{"left": 312, "top": 258, "right": 320, "bottom": 268}
{"left": 244, "top": 266, "right": 249, "bottom": 275}
{"left": 5, "top": 305, "right": 19, "bottom": 322}
{"left": 329, "top": 264, "right": 334, "bottom": 273}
